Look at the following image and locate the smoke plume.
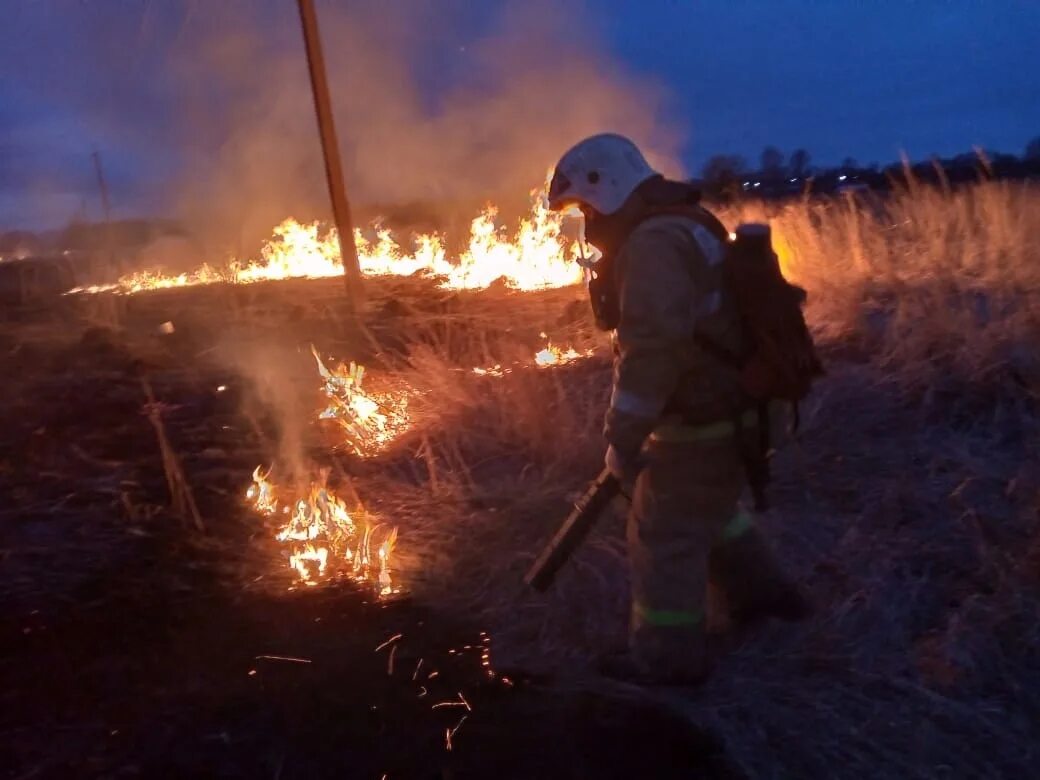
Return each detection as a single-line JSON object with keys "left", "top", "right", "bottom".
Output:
{"left": 3, "top": 1, "right": 683, "bottom": 256}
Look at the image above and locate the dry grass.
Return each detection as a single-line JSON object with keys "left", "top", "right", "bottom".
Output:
{"left": 350, "top": 179, "right": 1040, "bottom": 777}
{"left": 21, "top": 178, "right": 1036, "bottom": 777}
{"left": 732, "top": 181, "right": 1040, "bottom": 387}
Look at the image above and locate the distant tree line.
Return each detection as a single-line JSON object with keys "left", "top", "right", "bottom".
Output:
{"left": 696, "top": 136, "right": 1040, "bottom": 201}
{"left": 6, "top": 137, "right": 1040, "bottom": 259}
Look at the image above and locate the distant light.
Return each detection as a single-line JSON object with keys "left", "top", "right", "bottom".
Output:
{"left": 753, "top": 181, "right": 762, "bottom": 188}
{"left": 743, "top": 181, "right": 751, "bottom": 187}
{"left": 838, "top": 174, "right": 848, "bottom": 181}
{"left": 790, "top": 178, "right": 798, "bottom": 183}
{"left": 217, "top": 385, "right": 227, "bottom": 393}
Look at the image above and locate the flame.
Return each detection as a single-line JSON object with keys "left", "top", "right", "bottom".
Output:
{"left": 289, "top": 544, "right": 328, "bottom": 583}
{"left": 313, "top": 346, "right": 411, "bottom": 456}
{"left": 471, "top": 364, "right": 507, "bottom": 378}
{"left": 252, "top": 333, "right": 593, "bottom": 590}
{"left": 71, "top": 180, "right": 584, "bottom": 295}
{"left": 248, "top": 468, "right": 399, "bottom": 594}
{"left": 472, "top": 334, "right": 594, "bottom": 375}
{"left": 244, "top": 348, "right": 407, "bottom": 591}
{"left": 377, "top": 527, "right": 398, "bottom": 594}
{"left": 534, "top": 345, "right": 584, "bottom": 366}
{"left": 772, "top": 228, "right": 796, "bottom": 279}
{"left": 247, "top": 465, "right": 278, "bottom": 514}
{"left": 533, "top": 333, "right": 592, "bottom": 367}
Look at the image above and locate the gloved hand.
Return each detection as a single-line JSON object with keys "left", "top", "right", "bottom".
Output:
{"left": 605, "top": 444, "right": 643, "bottom": 490}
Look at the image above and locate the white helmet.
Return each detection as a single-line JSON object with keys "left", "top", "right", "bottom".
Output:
{"left": 547, "top": 133, "right": 659, "bottom": 215}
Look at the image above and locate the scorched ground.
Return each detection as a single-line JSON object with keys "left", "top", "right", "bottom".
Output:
{"left": 0, "top": 273, "right": 732, "bottom": 780}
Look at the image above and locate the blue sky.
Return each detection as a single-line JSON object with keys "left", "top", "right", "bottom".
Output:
{"left": 596, "top": 0, "right": 1040, "bottom": 168}
{"left": 2, "top": 1, "right": 1039, "bottom": 229}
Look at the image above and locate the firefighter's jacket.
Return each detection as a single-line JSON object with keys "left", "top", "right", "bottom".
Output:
{"left": 604, "top": 214, "right": 745, "bottom": 458}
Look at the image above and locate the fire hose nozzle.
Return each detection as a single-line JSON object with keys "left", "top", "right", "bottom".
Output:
{"left": 523, "top": 468, "right": 621, "bottom": 592}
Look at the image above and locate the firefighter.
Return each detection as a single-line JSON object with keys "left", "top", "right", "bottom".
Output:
{"left": 547, "top": 133, "right": 807, "bottom": 684}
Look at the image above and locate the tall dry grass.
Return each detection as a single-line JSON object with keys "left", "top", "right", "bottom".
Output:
{"left": 361, "top": 179, "right": 1040, "bottom": 777}
{"left": 106, "top": 179, "right": 1036, "bottom": 775}
{"left": 728, "top": 181, "right": 1040, "bottom": 389}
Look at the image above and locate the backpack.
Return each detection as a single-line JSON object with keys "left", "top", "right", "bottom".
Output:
{"left": 687, "top": 218, "right": 824, "bottom": 510}
{"left": 601, "top": 200, "right": 823, "bottom": 407}
{"left": 587, "top": 188, "right": 824, "bottom": 509}
{"left": 689, "top": 219, "right": 824, "bottom": 407}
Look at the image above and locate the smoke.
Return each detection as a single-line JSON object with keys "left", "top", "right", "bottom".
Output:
{"left": 222, "top": 337, "right": 313, "bottom": 492}
{"left": 167, "top": 0, "right": 685, "bottom": 255}
{"left": 2, "top": 1, "right": 683, "bottom": 254}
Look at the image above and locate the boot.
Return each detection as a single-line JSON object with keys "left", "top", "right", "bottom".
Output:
{"left": 710, "top": 529, "right": 811, "bottom": 627}
{"left": 730, "top": 582, "right": 811, "bottom": 625}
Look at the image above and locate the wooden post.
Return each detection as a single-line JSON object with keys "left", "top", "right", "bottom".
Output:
{"left": 91, "top": 150, "right": 113, "bottom": 223}
{"left": 297, "top": 0, "right": 364, "bottom": 306}
{"left": 92, "top": 150, "right": 118, "bottom": 274}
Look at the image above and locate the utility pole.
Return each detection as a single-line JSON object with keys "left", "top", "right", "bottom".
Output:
{"left": 92, "top": 150, "right": 117, "bottom": 272}
{"left": 92, "top": 150, "right": 113, "bottom": 223}
{"left": 296, "top": 0, "right": 364, "bottom": 307}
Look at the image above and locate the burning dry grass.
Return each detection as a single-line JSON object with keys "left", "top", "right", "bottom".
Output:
{"left": 69, "top": 182, "right": 584, "bottom": 296}
{"left": 227, "top": 287, "right": 601, "bottom": 596}
{"left": 311, "top": 346, "right": 412, "bottom": 456}
{"left": 247, "top": 466, "right": 398, "bottom": 592}
{"left": 344, "top": 180, "right": 1040, "bottom": 777}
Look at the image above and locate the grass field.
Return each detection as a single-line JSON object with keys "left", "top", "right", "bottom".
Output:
{"left": 368, "top": 179, "right": 1040, "bottom": 777}
{"left": 3, "top": 178, "right": 1038, "bottom": 778}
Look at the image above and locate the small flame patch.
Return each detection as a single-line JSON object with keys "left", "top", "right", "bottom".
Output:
{"left": 247, "top": 468, "right": 399, "bottom": 595}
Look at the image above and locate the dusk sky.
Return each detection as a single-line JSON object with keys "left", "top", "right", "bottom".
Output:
{"left": 2, "top": 1, "right": 1039, "bottom": 229}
